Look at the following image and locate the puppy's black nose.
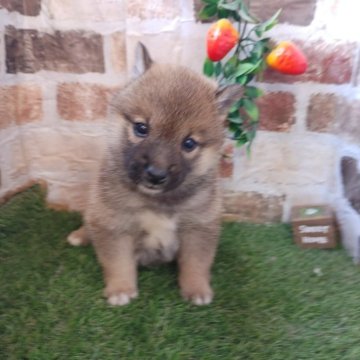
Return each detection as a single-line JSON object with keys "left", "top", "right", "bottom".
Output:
{"left": 145, "top": 166, "right": 168, "bottom": 185}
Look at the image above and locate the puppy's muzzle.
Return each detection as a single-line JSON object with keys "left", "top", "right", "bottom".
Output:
{"left": 144, "top": 165, "right": 168, "bottom": 186}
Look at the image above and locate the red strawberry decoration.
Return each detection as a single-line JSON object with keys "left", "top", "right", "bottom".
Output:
{"left": 266, "top": 41, "right": 308, "bottom": 75}
{"left": 207, "top": 19, "right": 240, "bottom": 62}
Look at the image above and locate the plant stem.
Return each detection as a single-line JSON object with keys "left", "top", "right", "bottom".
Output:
{"left": 242, "top": 17, "right": 248, "bottom": 41}
{"left": 234, "top": 9, "right": 242, "bottom": 61}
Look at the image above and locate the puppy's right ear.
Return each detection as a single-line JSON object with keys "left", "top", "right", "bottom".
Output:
{"left": 215, "top": 84, "right": 243, "bottom": 116}
{"left": 132, "top": 42, "right": 153, "bottom": 79}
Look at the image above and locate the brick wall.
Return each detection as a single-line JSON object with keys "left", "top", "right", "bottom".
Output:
{"left": 1, "top": 0, "right": 360, "bottom": 222}
{"left": 0, "top": 0, "right": 127, "bottom": 209}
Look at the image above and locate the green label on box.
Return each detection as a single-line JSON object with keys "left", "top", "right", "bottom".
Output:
{"left": 299, "top": 207, "right": 325, "bottom": 218}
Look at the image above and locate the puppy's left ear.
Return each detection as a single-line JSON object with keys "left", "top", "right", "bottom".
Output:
{"left": 215, "top": 84, "right": 243, "bottom": 116}
{"left": 132, "top": 42, "right": 153, "bottom": 79}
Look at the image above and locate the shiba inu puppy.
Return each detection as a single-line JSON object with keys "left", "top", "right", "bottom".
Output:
{"left": 67, "top": 43, "right": 243, "bottom": 306}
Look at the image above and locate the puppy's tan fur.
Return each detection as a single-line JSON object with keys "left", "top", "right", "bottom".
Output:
{"left": 68, "top": 44, "right": 243, "bottom": 306}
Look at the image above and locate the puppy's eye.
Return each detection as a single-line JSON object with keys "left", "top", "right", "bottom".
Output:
{"left": 133, "top": 122, "right": 149, "bottom": 138}
{"left": 182, "top": 137, "right": 198, "bottom": 152}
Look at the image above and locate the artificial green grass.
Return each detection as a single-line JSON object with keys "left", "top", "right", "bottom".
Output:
{"left": 1, "top": 186, "right": 360, "bottom": 360}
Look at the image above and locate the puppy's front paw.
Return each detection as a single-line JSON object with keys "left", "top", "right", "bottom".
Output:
{"left": 104, "top": 287, "right": 138, "bottom": 306}
{"left": 107, "top": 292, "right": 138, "bottom": 306}
{"left": 67, "top": 227, "right": 89, "bottom": 246}
{"left": 180, "top": 283, "right": 214, "bottom": 306}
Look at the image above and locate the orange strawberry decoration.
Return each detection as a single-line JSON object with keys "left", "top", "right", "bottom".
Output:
{"left": 266, "top": 41, "right": 308, "bottom": 75}
{"left": 207, "top": 19, "right": 240, "bottom": 62}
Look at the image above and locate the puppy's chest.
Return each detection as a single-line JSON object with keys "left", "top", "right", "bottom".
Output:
{"left": 136, "top": 211, "right": 179, "bottom": 265}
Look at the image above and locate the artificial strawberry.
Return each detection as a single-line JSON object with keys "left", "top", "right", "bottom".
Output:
{"left": 207, "top": 19, "right": 240, "bottom": 62}
{"left": 266, "top": 41, "right": 308, "bottom": 75}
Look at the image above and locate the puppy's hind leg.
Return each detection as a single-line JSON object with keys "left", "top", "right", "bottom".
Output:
{"left": 67, "top": 226, "right": 90, "bottom": 246}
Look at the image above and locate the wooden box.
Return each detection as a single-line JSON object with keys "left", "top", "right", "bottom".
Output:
{"left": 291, "top": 205, "right": 337, "bottom": 249}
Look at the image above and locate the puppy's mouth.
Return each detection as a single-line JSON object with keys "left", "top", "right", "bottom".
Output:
{"left": 127, "top": 162, "right": 185, "bottom": 195}
{"left": 134, "top": 165, "right": 171, "bottom": 195}
{"left": 138, "top": 182, "right": 164, "bottom": 195}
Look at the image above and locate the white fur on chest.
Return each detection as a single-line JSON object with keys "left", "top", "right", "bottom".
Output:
{"left": 138, "top": 211, "right": 178, "bottom": 252}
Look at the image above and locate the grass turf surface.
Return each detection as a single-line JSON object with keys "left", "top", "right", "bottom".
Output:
{"left": 0, "top": 187, "right": 360, "bottom": 360}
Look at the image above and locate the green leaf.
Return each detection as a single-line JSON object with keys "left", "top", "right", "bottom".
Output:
{"left": 223, "top": 56, "right": 238, "bottom": 78}
{"left": 238, "top": 59, "right": 262, "bottom": 77}
{"left": 243, "top": 99, "right": 259, "bottom": 121}
{"left": 229, "top": 99, "right": 243, "bottom": 113}
{"left": 228, "top": 111, "right": 243, "bottom": 124}
{"left": 254, "top": 25, "right": 264, "bottom": 38}
{"left": 228, "top": 122, "right": 239, "bottom": 133}
{"left": 203, "top": 58, "right": 214, "bottom": 77}
{"left": 238, "top": 2, "right": 259, "bottom": 23}
{"left": 234, "top": 62, "right": 255, "bottom": 77}
{"left": 236, "top": 132, "right": 248, "bottom": 146}
{"left": 217, "top": 8, "right": 230, "bottom": 18}
{"left": 245, "top": 86, "right": 263, "bottom": 99}
{"left": 218, "top": 0, "right": 239, "bottom": 11}
{"left": 249, "top": 53, "right": 262, "bottom": 65}
{"left": 202, "top": 0, "right": 219, "bottom": 4}
{"left": 263, "top": 9, "right": 282, "bottom": 32}
{"left": 245, "top": 140, "right": 252, "bottom": 156}
{"left": 251, "top": 42, "right": 265, "bottom": 60}
{"left": 253, "top": 10, "right": 281, "bottom": 37}
{"left": 246, "top": 126, "right": 258, "bottom": 143}
{"left": 252, "top": 60, "right": 267, "bottom": 75}
{"left": 238, "top": 9, "right": 257, "bottom": 23}
{"left": 215, "top": 62, "right": 222, "bottom": 76}
{"left": 259, "top": 59, "right": 268, "bottom": 72}
{"left": 233, "top": 128, "right": 243, "bottom": 139}
{"left": 236, "top": 75, "right": 248, "bottom": 85}
{"left": 245, "top": 124, "right": 258, "bottom": 154}
{"left": 249, "top": 39, "right": 271, "bottom": 59}
{"left": 230, "top": 10, "right": 241, "bottom": 21}
{"left": 261, "top": 38, "right": 272, "bottom": 52}
{"left": 256, "top": 61, "right": 267, "bottom": 82}
{"left": 226, "top": 77, "right": 238, "bottom": 85}
{"left": 198, "top": 4, "right": 217, "bottom": 19}
{"left": 229, "top": 116, "right": 243, "bottom": 125}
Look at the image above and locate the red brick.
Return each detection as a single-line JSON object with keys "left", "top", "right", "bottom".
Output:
{"left": 110, "top": 32, "right": 127, "bottom": 73}
{"left": 0, "top": 84, "right": 42, "bottom": 129}
{"left": 263, "top": 40, "right": 355, "bottom": 85}
{"left": 0, "top": 137, "right": 29, "bottom": 188}
{"left": 219, "top": 142, "right": 234, "bottom": 178}
{"left": 57, "top": 83, "right": 116, "bottom": 121}
{"left": 250, "top": 0, "right": 316, "bottom": 26}
{"left": 307, "top": 94, "right": 360, "bottom": 142}
{"left": 258, "top": 92, "right": 295, "bottom": 132}
{"left": 220, "top": 160, "right": 233, "bottom": 178}
{"left": 194, "top": 0, "right": 316, "bottom": 25}
{"left": 223, "top": 191, "right": 284, "bottom": 223}
{"left": 127, "top": 0, "right": 181, "bottom": 19}
{"left": 341, "top": 156, "right": 360, "bottom": 214}
{"left": 5, "top": 26, "right": 104, "bottom": 74}
{"left": 333, "top": 99, "right": 360, "bottom": 142}
{"left": 0, "top": 0, "right": 41, "bottom": 16}
{"left": 47, "top": 0, "right": 125, "bottom": 22}
{"left": 307, "top": 93, "right": 337, "bottom": 132}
